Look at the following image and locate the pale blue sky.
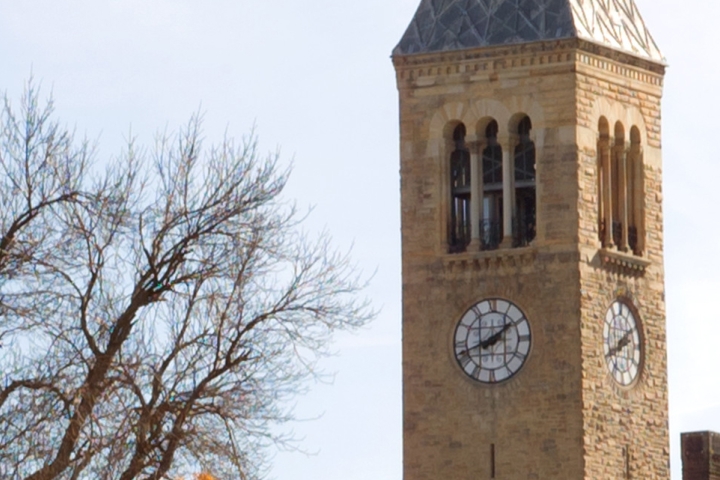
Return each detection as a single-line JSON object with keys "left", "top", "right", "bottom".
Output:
{"left": 0, "top": 1, "right": 716, "bottom": 479}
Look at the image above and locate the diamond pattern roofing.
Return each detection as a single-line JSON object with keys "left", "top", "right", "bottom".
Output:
{"left": 393, "top": 0, "right": 663, "bottom": 63}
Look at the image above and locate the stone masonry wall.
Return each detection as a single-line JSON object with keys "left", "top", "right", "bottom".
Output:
{"left": 395, "top": 39, "right": 668, "bottom": 480}
{"left": 398, "top": 42, "right": 587, "bottom": 480}
{"left": 575, "top": 52, "right": 669, "bottom": 479}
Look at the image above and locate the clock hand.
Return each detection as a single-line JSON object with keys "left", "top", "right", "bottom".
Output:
{"left": 456, "top": 342, "right": 482, "bottom": 358}
{"left": 606, "top": 331, "right": 632, "bottom": 358}
{"left": 480, "top": 323, "right": 512, "bottom": 350}
{"left": 616, "top": 333, "right": 631, "bottom": 350}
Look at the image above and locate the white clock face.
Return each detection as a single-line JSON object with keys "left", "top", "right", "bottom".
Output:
{"left": 454, "top": 299, "right": 531, "bottom": 384}
{"left": 603, "top": 300, "right": 642, "bottom": 386}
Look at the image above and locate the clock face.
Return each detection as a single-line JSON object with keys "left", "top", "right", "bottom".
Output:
{"left": 453, "top": 298, "right": 531, "bottom": 384}
{"left": 603, "top": 300, "right": 642, "bottom": 386}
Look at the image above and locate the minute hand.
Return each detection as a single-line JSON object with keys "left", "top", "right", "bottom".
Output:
{"left": 480, "top": 323, "right": 512, "bottom": 350}
{"left": 606, "top": 331, "right": 632, "bottom": 358}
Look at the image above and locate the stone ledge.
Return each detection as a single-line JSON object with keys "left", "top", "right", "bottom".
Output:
{"left": 599, "top": 248, "right": 650, "bottom": 275}
{"left": 442, "top": 246, "right": 537, "bottom": 271}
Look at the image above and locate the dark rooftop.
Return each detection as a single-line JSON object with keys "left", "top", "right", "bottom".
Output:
{"left": 393, "top": 0, "right": 663, "bottom": 63}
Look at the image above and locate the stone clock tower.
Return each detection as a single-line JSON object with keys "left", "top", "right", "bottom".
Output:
{"left": 393, "top": 1, "right": 668, "bottom": 478}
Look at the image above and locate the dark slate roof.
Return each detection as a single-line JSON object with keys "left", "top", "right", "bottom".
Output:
{"left": 393, "top": 0, "right": 663, "bottom": 62}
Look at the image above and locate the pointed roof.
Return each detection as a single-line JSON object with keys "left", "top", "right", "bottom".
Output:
{"left": 393, "top": 0, "right": 663, "bottom": 63}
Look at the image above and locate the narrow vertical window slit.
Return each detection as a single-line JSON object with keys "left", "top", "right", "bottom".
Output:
{"left": 491, "top": 443, "right": 496, "bottom": 478}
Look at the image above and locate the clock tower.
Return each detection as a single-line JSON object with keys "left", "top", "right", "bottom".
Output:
{"left": 393, "top": 1, "right": 668, "bottom": 478}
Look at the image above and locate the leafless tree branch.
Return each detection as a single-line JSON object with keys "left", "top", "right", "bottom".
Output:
{"left": 0, "top": 81, "right": 373, "bottom": 480}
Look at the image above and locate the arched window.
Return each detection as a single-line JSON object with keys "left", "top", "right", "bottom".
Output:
{"left": 628, "top": 127, "right": 644, "bottom": 255}
{"left": 481, "top": 121, "right": 502, "bottom": 250}
{"left": 449, "top": 124, "right": 471, "bottom": 252}
{"left": 612, "top": 122, "right": 625, "bottom": 248}
{"left": 598, "top": 119, "right": 644, "bottom": 256}
{"left": 598, "top": 118, "right": 610, "bottom": 246}
{"left": 513, "top": 116, "right": 536, "bottom": 247}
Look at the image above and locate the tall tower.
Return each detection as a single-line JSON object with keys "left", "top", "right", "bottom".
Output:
{"left": 393, "top": 1, "right": 668, "bottom": 478}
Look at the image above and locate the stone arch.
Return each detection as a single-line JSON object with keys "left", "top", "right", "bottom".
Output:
{"left": 623, "top": 108, "right": 648, "bottom": 147}
{"left": 504, "top": 97, "right": 545, "bottom": 128}
{"left": 427, "top": 102, "right": 474, "bottom": 157}
{"left": 443, "top": 119, "right": 466, "bottom": 143}
{"left": 475, "top": 116, "right": 499, "bottom": 141}
{"left": 599, "top": 116, "right": 610, "bottom": 137}
{"left": 508, "top": 112, "right": 531, "bottom": 136}
{"left": 503, "top": 98, "right": 546, "bottom": 153}
{"left": 589, "top": 95, "right": 647, "bottom": 146}
{"left": 470, "top": 99, "right": 511, "bottom": 138}
{"left": 614, "top": 121, "right": 625, "bottom": 144}
{"left": 591, "top": 97, "right": 649, "bottom": 256}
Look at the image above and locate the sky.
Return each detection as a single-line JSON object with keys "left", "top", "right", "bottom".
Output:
{"left": 0, "top": 1, "right": 716, "bottom": 479}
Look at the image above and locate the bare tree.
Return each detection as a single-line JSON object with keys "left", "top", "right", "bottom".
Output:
{"left": 0, "top": 82, "right": 372, "bottom": 480}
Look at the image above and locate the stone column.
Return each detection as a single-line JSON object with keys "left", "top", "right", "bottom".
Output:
{"left": 601, "top": 140, "right": 614, "bottom": 249}
{"left": 682, "top": 431, "right": 720, "bottom": 480}
{"left": 631, "top": 145, "right": 644, "bottom": 255}
{"left": 617, "top": 144, "right": 629, "bottom": 251}
{"left": 443, "top": 137, "right": 453, "bottom": 253}
{"left": 529, "top": 129, "right": 539, "bottom": 244}
{"left": 499, "top": 134, "right": 513, "bottom": 247}
{"left": 597, "top": 141, "right": 605, "bottom": 246}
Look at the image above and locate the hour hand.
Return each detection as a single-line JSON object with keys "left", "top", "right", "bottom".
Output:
{"left": 606, "top": 331, "right": 632, "bottom": 358}
{"left": 480, "top": 323, "right": 512, "bottom": 349}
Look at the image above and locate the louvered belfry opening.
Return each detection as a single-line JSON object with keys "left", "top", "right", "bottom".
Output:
{"left": 449, "top": 123, "right": 471, "bottom": 252}
{"left": 598, "top": 117, "right": 645, "bottom": 256}
{"left": 513, "top": 116, "right": 536, "bottom": 248}
{"left": 482, "top": 120, "right": 503, "bottom": 250}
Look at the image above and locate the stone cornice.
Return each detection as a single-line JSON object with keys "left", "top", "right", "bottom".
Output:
{"left": 393, "top": 38, "right": 665, "bottom": 88}
{"left": 393, "top": 38, "right": 578, "bottom": 67}
{"left": 599, "top": 248, "right": 650, "bottom": 276}
{"left": 442, "top": 246, "right": 537, "bottom": 272}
